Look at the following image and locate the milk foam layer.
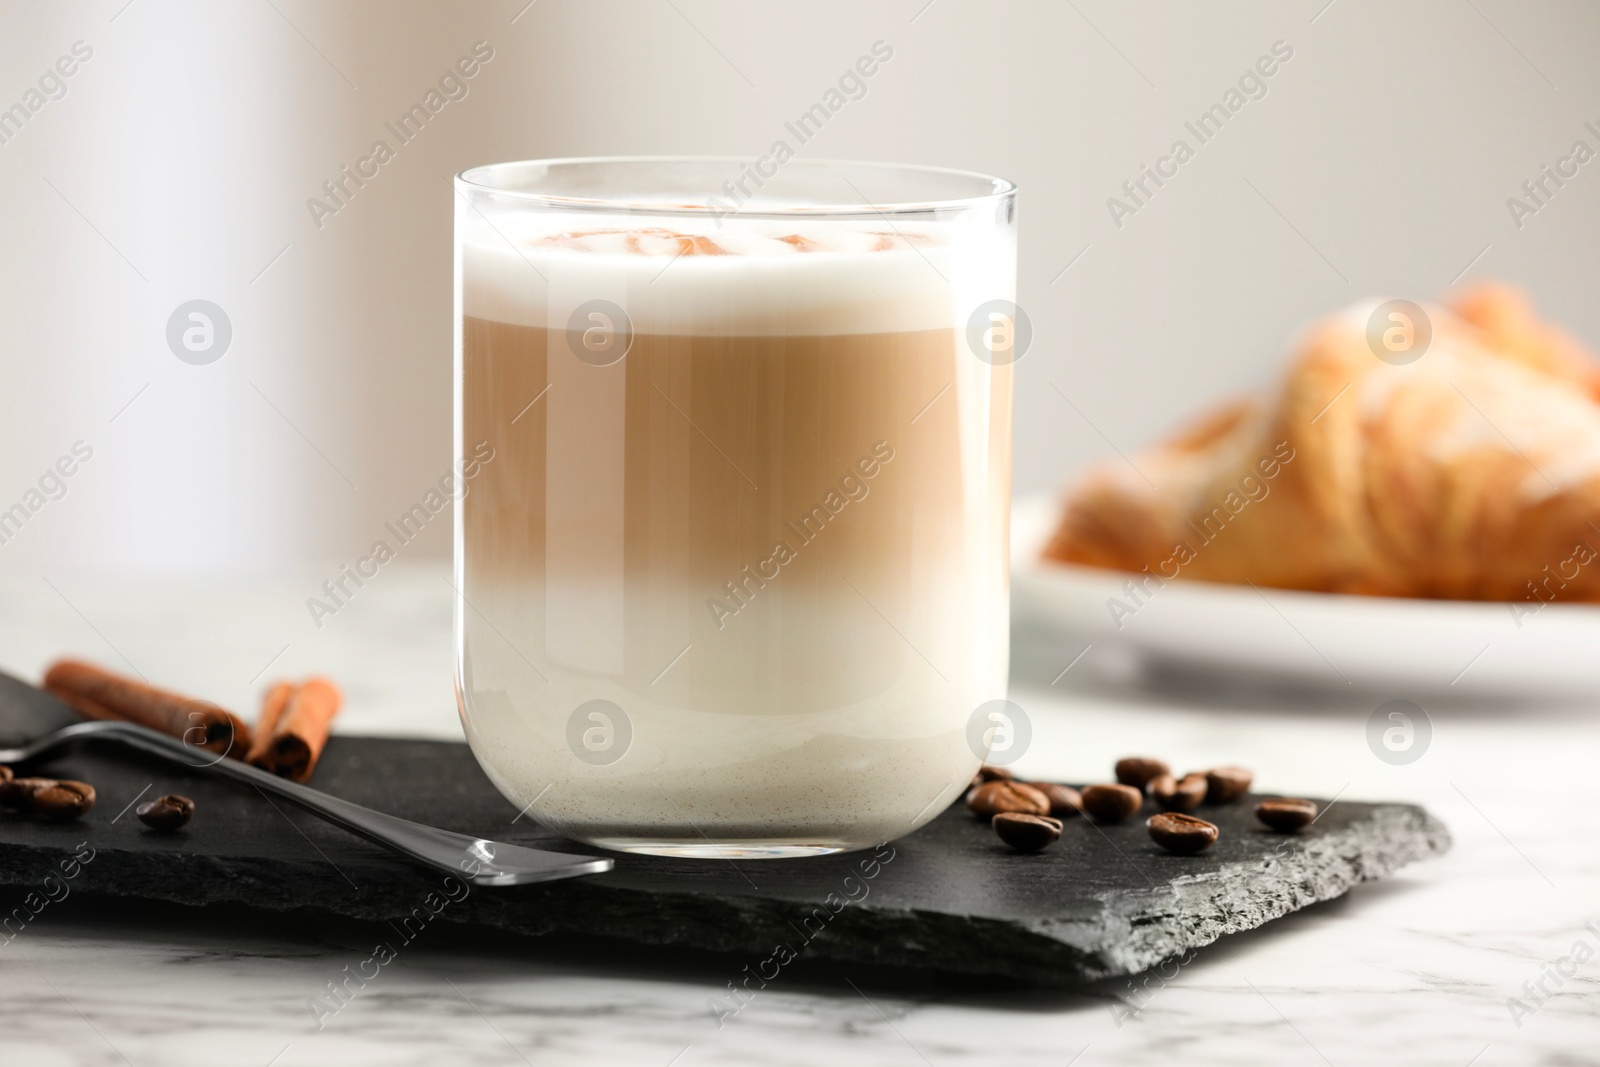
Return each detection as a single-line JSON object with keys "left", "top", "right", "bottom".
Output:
{"left": 459, "top": 213, "right": 1011, "bottom": 336}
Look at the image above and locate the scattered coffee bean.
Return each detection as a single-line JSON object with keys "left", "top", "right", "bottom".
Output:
{"left": 1205, "top": 766, "right": 1253, "bottom": 803}
{"left": 33, "top": 781, "right": 95, "bottom": 821}
{"left": 1029, "top": 782, "right": 1083, "bottom": 818}
{"left": 1147, "top": 812, "right": 1219, "bottom": 854}
{"left": 2, "top": 777, "right": 57, "bottom": 811}
{"left": 0, "top": 765, "right": 11, "bottom": 783}
{"left": 1, "top": 778, "right": 96, "bottom": 821}
{"left": 970, "top": 765, "right": 1011, "bottom": 787}
{"left": 992, "top": 812, "right": 1064, "bottom": 852}
{"left": 1256, "top": 797, "right": 1317, "bottom": 833}
{"left": 966, "top": 780, "right": 1050, "bottom": 818}
{"left": 1114, "top": 757, "right": 1170, "bottom": 790}
{"left": 1080, "top": 783, "right": 1143, "bottom": 823}
{"left": 137, "top": 794, "right": 196, "bottom": 831}
{"left": 1150, "top": 772, "right": 1207, "bottom": 813}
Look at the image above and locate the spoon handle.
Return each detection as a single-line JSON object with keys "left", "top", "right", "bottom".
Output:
{"left": 11, "top": 720, "right": 611, "bottom": 887}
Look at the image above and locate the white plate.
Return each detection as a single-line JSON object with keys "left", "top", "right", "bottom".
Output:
{"left": 1011, "top": 493, "right": 1600, "bottom": 697}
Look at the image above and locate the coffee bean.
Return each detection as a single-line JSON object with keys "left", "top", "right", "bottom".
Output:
{"left": 1115, "top": 757, "right": 1170, "bottom": 789}
{"left": 27, "top": 780, "right": 95, "bottom": 821}
{"left": 992, "top": 812, "right": 1064, "bottom": 852}
{"left": 1080, "top": 783, "right": 1143, "bottom": 822}
{"left": 1256, "top": 797, "right": 1317, "bottom": 833}
{"left": 0, "top": 777, "right": 95, "bottom": 820}
{"left": 1205, "top": 766, "right": 1253, "bottom": 803}
{"left": 137, "top": 794, "right": 196, "bottom": 831}
{"left": 974, "top": 764, "right": 1014, "bottom": 783}
{"left": 966, "top": 780, "right": 1049, "bottom": 818}
{"left": 34, "top": 782, "right": 94, "bottom": 821}
{"left": 0, "top": 776, "right": 60, "bottom": 810}
{"left": 1029, "top": 782, "right": 1083, "bottom": 818}
{"left": 1150, "top": 772, "right": 1207, "bottom": 813}
{"left": 0, "top": 765, "right": 11, "bottom": 783}
{"left": 1147, "top": 812, "right": 1219, "bottom": 854}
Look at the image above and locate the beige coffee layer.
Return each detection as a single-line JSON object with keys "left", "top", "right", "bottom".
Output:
{"left": 462, "top": 317, "right": 1001, "bottom": 687}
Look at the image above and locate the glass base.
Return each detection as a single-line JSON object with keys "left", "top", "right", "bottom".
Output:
{"left": 586, "top": 837, "right": 854, "bottom": 859}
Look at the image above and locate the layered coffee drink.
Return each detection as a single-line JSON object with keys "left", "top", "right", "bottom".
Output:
{"left": 454, "top": 160, "right": 1015, "bottom": 856}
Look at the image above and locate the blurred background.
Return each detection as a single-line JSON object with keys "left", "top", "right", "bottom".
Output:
{"left": 2, "top": 0, "right": 1598, "bottom": 716}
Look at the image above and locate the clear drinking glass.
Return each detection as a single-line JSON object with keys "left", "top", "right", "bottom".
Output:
{"left": 454, "top": 158, "right": 1016, "bottom": 857}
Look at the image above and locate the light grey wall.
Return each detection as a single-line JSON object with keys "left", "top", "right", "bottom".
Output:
{"left": 2, "top": 0, "right": 1596, "bottom": 570}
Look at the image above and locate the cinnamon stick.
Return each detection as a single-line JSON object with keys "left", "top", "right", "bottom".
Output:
{"left": 249, "top": 677, "right": 341, "bottom": 782}
{"left": 43, "top": 658, "right": 253, "bottom": 758}
{"left": 245, "top": 682, "right": 296, "bottom": 766}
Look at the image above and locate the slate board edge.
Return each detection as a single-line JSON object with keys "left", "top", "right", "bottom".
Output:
{"left": 1062, "top": 803, "right": 1453, "bottom": 980}
{"left": 0, "top": 803, "right": 1451, "bottom": 985}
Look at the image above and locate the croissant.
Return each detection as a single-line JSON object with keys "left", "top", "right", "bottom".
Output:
{"left": 1044, "top": 284, "right": 1600, "bottom": 606}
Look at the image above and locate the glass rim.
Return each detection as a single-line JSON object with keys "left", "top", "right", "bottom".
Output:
{"left": 453, "top": 156, "right": 1016, "bottom": 218}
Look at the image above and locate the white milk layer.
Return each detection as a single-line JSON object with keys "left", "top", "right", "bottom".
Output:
{"left": 458, "top": 212, "right": 1012, "bottom": 336}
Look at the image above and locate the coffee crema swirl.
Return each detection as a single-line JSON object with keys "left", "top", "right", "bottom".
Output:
{"left": 525, "top": 227, "right": 937, "bottom": 257}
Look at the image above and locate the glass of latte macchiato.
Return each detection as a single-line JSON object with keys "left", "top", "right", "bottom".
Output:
{"left": 454, "top": 158, "right": 1016, "bottom": 857}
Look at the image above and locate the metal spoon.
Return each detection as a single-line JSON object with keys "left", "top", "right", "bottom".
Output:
{"left": 0, "top": 719, "right": 612, "bottom": 887}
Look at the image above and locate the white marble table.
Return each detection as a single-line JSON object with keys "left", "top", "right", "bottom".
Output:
{"left": 0, "top": 566, "right": 1594, "bottom": 1066}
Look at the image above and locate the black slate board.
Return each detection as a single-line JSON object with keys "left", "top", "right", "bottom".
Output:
{"left": 0, "top": 673, "right": 1449, "bottom": 984}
